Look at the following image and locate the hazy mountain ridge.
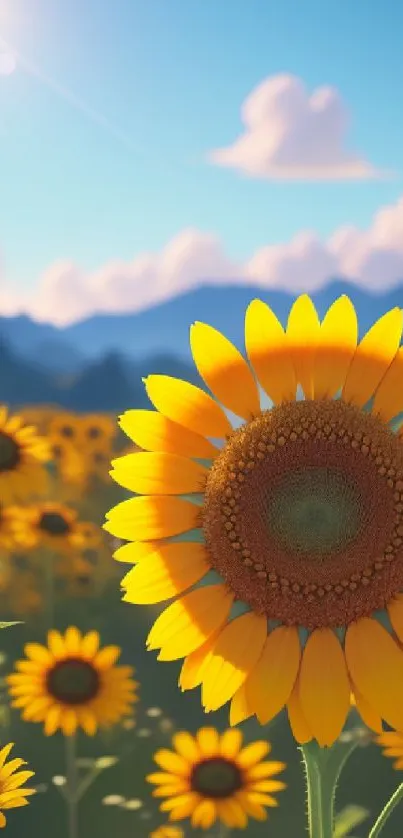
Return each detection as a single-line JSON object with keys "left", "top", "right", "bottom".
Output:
{"left": 2, "top": 281, "right": 403, "bottom": 375}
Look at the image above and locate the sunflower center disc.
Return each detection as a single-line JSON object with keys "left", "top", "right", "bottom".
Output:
{"left": 202, "top": 399, "right": 403, "bottom": 629}
{"left": 47, "top": 658, "right": 100, "bottom": 704}
{"left": 0, "top": 432, "right": 20, "bottom": 472}
{"left": 39, "top": 512, "right": 71, "bottom": 536}
{"left": 87, "top": 426, "right": 101, "bottom": 439}
{"left": 190, "top": 757, "right": 242, "bottom": 798}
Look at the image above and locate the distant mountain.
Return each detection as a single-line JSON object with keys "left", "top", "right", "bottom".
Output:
{"left": 0, "top": 340, "right": 199, "bottom": 413}
{"left": 2, "top": 281, "right": 403, "bottom": 371}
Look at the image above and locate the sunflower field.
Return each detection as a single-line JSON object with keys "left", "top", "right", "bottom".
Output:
{"left": 2, "top": 295, "right": 403, "bottom": 838}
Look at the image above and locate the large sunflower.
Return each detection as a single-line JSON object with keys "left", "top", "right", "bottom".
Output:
{"left": 105, "top": 295, "right": 403, "bottom": 747}
{"left": 0, "top": 407, "right": 49, "bottom": 504}
{"left": 0, "top": 742, "right": 35, "bottom": 828}
{"left": 7, "top": 627, "right": 138, "bottom": 735}
{"left": 19, "top": 502, "right": 101, "bottom": 554}
{"left": 147, "top": 727, "right": 285, "bottom": 829}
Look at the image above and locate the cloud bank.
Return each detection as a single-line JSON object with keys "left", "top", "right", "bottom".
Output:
{"left": 209, "top": 74, "right": 386, "bottom": 181}
{"left": 2, "top": 196, "right": 403, "bottom": 325}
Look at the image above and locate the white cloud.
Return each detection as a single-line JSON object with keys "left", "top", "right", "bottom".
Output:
{"left": 0, "top": 48, "right": 17, "bottom": 76}
{"left": 209, "top": 74, "right": 387, "bottom": 181}
{"left": 3, "top": 197, "right": 403, "bottom": 325}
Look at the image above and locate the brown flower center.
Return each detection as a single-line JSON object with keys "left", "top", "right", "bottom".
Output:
{"left": 46, "top": 658, "right": 100, "bottom": 704}
{"left": 39, "top": 512, "right": 71, "bottom": 536}
{"left": 202, "top": 399, "right": 403, "bottom": 629}
{"left": 190, "top": 757, "right": 243, "bottom": 798}
{"left": 0, "top": 432, "right": 20, "bottom": 472}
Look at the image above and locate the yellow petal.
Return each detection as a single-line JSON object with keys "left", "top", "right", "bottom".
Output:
{"left": 172, "top": 732, "right": 200, "bottom": 762}
{"left": 154, "top": 750, "right": 191, "bottom": 777}
{"left": 44, "top": 705, "right": 62, "bottom": 736}
{"left": 104, "top": 496, "right": 199, "bottom": 541}
{"left": 47, "top": 631, "right": 66, "bottom": 660}
{"left": 122, "top": 542, "right": 210, "bottom": 604}
{"left": 64, "top": 627, "right": 81, "bottom": 655}
{"left": 94, "top": 645, "right": 120, "bottom": 670}
{"left": 219, "top": 729, "right": 243, "bottom": 759}
{"left": 178, "top": 634, "right": 218, "bottom": 691}
{"left": 196, "top": 727, "right": 220, "bottom": 757}
{"left": 237, "top": 741, "right": 270, "bottom": 769}
{"left": 144, "top": 375, "right": 232, "bottom": 438}
{"left": 119, "top": 409, "right": 218, "bottom": 459}
{"left": 247, "top": 761, "right": 286, "bottom": 780}
{"left": 387, "top": 594, "right": 403, "bottom": 642}
{"left": 342, "top": 308, "right": 403, "bottom": 407}
{"left": 201, "top": 613, "right": 268, "bottom": 711}
{"left": 114, "top": 541, "right": 160, "bottom": 564}
{"left": 229, "top": 683, "right": 254, "bottom": 725}
{"left": 61, "top": 709, "right": 77, "bottom": 736}
{"left": 372, "top": 348, "right": 403, "bottom": 422}
{"left": 77, "top": 708, "right": 97, "bottom": 736}
{"left": 0, "top": 812, "right": 5, "bottom": 828}
{"left": 299, "top": 629, "right": 350, "bottom": 747}
{"left": 217, "top": 798, "right": 247, "bottom": 828}
{"left": 191, "top": 799, "right": 217, "bottom": 829}
{"left": 81, "top": 631, "right": 100, "bottom": 659}
{"left": 147, "top": 585, "right": 234, "bottom": 661}
{"left": 313, "top": 296, "right": 358, "bottom": 398}
{"left": 110, "top": 452, "right": 208, "bottom": 495}
{"left": 190, "top": 322, "right": 260, "bottom": 420}
{"left": 345, "top": 617, "right": 403, "bottom": 731}
{"left": 24, "top": 643, "right": 52, "bottom": 665}
{"left": 286, "top": 295, "right": 320, "bottom": 399}
{"left": 160, "top": 792, "right": 199, "bottom": 819}
{"left": 0, "top": 746, "right": 13, "bottom": 769}
{"left": 287, "top": 682, "right": 312, "bottom": 744}
{"left": 246, "top": 626, "right": 301, "bottom": 724}
{"left": 353, "top": 689, "right": 383, "bottom": 733}
{"left": 244, "top": 299, "right": 296, "bottom": 403}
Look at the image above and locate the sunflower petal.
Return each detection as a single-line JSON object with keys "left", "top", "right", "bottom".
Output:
{"left": 372, "top": 348, "right": 403, "bottom": 422}
{"left": 229, "top": 683, "right": 254, "bottom": 725}
{"left": 201, "top": 613, "right": 267, "bottom": 711}
{"left": 178, "top": 634, "right": 217, "bottom": 691}
{"left": 122, "top": 542, "right": 210, "bottom": 604}
{"left": 172, "top": 732, "right": 200, "bottom": 762}
{"left": 144, "top": 375, "right": 232, "bottom": 438}
{"left": 110, "top": 452, "right": 208, "bottom": 495}
{"left": 104, "top": 496, "right": 199, "bottom": 541}
{"left": 191, "top": 799, "right": 217, "bottom": 829}
{"left": 153, "top": 749, "right": 190, "bottom": 777}
{"left": 245, "top": 299, "right": 296, "bottom": 403}
{"left": 219, "top": 728, "right": 243, "bottom": 759}
{"left": 353, "top": 689, "right": 383, "bottom": 733}
{"left": 345, "top": 617, "right": 403, "bottom": 731}
{"left": 299, "top": 628, "right": 350, "bottom": 747}
{"left": 147, "top": 585, "right": 234, "bottom": 661}
{"left": 237, "top": 741, "right": 270, "bottom": 769}
{"left": 246, "top": 626, "right": 301, "bottom": 725}
{"left": 119, "top": 409, "right": 219, "bottom": 459}
{"left": 387, "top": 594, "right": 403, "bottom": 643}
{"left": 342, "top": 308, "right": 403, "bottom": 407}
{"left": 286, "top": 295, "right": 320, "bottom": 399}
{"left": 190, "top": 322, "right": 260, "bottom": 419}
{"left": 287, "top": 682, "right": 312, "bottom": 744}
{"left": 313, "top": 296, "right": 358, "bottom": 398}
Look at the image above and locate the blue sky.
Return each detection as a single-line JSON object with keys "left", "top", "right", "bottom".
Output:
{"left": 1, "top": 0, "right": 403, "bottom": 308}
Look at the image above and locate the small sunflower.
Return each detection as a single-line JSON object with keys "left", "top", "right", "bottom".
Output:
{"left": 78, "top": 414, "right": 115, "bottom": 448}
{"left": 48, "top": 412, "right": 80, "bottom": 444}
{"left": 0, "top": 742, "right": 35, "bottom": 828}
{"left": 376, "top": 730, "right": 403, "bottom": 770}
{"left": 106, "top": 295, "right": 403, "bottom": 747}
{"left": 20, "top": 503, "right": 101, "bottom": 554}
{"left": 150, "top": 826, "right": 184, "bottom": 838}
{"left": 50, "top": 439, "right": 87, "bottom": 488}
{"left": 0, "top": 407, "right": 49, "bottom": 503}
{"left": 7, "top": 627, "right": 138, "bottom": 736}
{"left": 147, "top": 727, "right": 285, "bottom": 829}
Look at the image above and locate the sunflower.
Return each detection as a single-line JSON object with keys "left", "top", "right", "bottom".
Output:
{"left": 48, "top": 412, "right": 80, "bottom": 443}
{"left": 376, "top": 730, "right": 403, "bottom": 770}
{"left": 0, "top": 407, "right": 49, "bottom": 504}
{"left": 0, "top": 506, "right": 27, "bottom": 550}
{"left": 77, "top": 414, "right": 115, "bottom": 448}
{"left": 0, "top": 742, "right": 35, "bottom": 828}
{"left": 7, "top": 627, "right": 138, "bottom": 735}
{"left": 20, "top": 502, "right": 101, "bottom": 554}
{"left": 105, "top": 295, "right": 403, "bottom": 747}
{"left": 147, "top": 727, "right": 285, "bottom": 829}
{"left": 150, "top": 826, "right": 184, "bottom": 838}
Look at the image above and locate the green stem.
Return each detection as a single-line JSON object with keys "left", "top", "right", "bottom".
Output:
{"left": 301, "top": 739, "right": 358, "bottom": 838}
{"left": 368, "top": 782, "right": 403, "bottom": 838}
{"left": 65, "top": 733, "right": 79, "bottom": 838}
{"left": 44, "top": 550, "right": 55, "bottom": 628}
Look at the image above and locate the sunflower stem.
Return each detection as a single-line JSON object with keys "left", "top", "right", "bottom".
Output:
{"left": 65, "top": 733, "right": 79, "bottom": 838}
{"left": 367, "top": 781, "right": 403, "bottom": 838}
{"left": 44, "top": 550, "right": 55, "bottom": 629}
{"left": 301, "top": 739, "right": 357, "bottom": 838}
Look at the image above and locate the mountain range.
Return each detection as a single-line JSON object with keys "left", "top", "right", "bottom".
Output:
{"left": 1, "top": 280, "right": 403, "bottom": 411}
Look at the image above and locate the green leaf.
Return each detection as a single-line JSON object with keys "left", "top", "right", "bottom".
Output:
{"left": 0, "top": 621, "right": 23, "bottom": 629}
{"left": 334, "top": 804, "right": 370, "bottom": 837}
